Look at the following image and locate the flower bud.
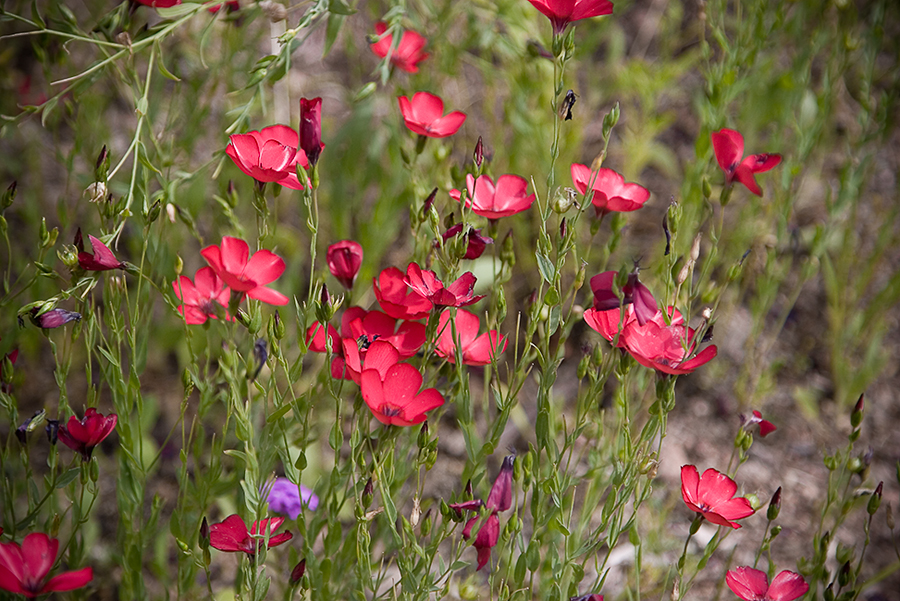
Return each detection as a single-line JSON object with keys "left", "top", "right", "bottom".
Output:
{"left": 1, "top": 181, "right": 16, "bottom": 212}
{"left": 676, "top": 262, "right": 692, "bottom": 286}
{"left": 868, "top": 481, "right": 883, "bottom": 515}
{"left": 299, "top": 97, "right": 324, "bottom": 167}
{"left": 422, "top": 187, "right": 437, "bottom": 217}
{"left": 767, "top": 486, "right": 782, "bottom": 520}
{"left": 851, "top": 393, "right": 864, "bottom": 428}
{"left": 199, "top": 517, "right": 210, "bottom": 548}
{"left": 770, "top": 524, "right": 782, "bottom": 538}
{"left": 45, "top": 419, "right": 59, "bottom": 444}
{"left": 701, "top": 176, "right": 712, "bottom": 200}
{"left": 838, "top": 561, "right": 852, "bottom": 588}
{"left": 824, "top": 584, "right": 835, "bottom": 601}
{"left": 290, "top": 559, "right": 306, "bottom": 584}
{"left": 602, "top": 101, "right": 620, "bottom": 140}
{"left": 473, "top": 136, "right": 484, "bottom": 168}
{"left": 362, "top": 477, "right": 374, "bottom": 508}
{"left": 146, "top": 200, "right": 161, "bottom": 224}
{"left": 95, "top": 145, "right": 110, "bottom": 181}
{"left": 690, "top": 233, "right": 702, "bottom": 262}
{"left": 577, "top": 353, "right": 591, "bottom": 380}
{"left": 353, "top": 82, "right": 377, "bottom": 103}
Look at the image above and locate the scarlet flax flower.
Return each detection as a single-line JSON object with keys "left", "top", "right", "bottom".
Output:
{"left": 680, "top": 465, "right": 754, "bottom": 529}
{"left": 57, "top": 408, "right": 118, "bottom": 461}
{"left": 450, "top": 174, "right": 536, "bottom": 219}
{"left": 711, "top": 128, "right": 782, "bottom": 196}
{"left": 201, "top": 236, "right": 289, "bottom": 306}
{"left": 0, "top": 532, "right": 93, "bottom": 598}
{"left": 77, "top": 231, "right": 125, "bottom": 271}
{"left": 744, "top": 410, "right": 777, "bottom": 437}
{"left": 571, "top": 164, "right": 649, "bottom": 217}
{"left": 225, "top": 125, "right": 309, "bottom": 190}
{"left": 726, "top": 567, "right": 809, "bottom": 601}
{"left": 299, "top": 97, "right": 324, "bottom": 167}
{"left": 450, "top": 455, "right": 515, "bottom": 570}
{"left": 621, "top": 314, "right": 717, "bottom": 375}
{"left": 526, "top": 0, "right": 614, "bottom": 35}
{"left": 370, "top": 22, "right": 430, "bottom": 73}
{"left": 405, "top": 263, "right": 484, "bottom": 308}
{"left": 208, "top": 514, "right": 292, "bottom": 555}
{"left": 341, "top": 307, "right": 426, "bottom": 359}
{"left": 326, "top": 240, "right": 363, "bottom": 289}
{"left": 398, "top": 92, "right": 466, "bottom": 138}
{"left": 360, "top": 363, "right": 444, "bottom": 426}
{"left": 374, "top": 267, "right": 433, "bottom": 319}
{"left": 173, "top": 266, "right": 231, "bottom": 325}
{"left": 435, "top": 309, "right": 507, "bottom": 366}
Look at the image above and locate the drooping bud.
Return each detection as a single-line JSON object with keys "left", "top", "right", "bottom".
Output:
{"left": 16, "top": 410, "right": 46, "bottom": 445}
{"left": 33, "top": 308, "right": 82, "bottom": 329}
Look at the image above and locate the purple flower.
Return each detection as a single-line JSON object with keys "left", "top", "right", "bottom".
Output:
{"left": 266, "top": 478, "right": 319, "bottom": 519}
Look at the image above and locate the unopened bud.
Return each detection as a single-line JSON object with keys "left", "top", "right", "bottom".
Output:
{"left": 500, "top": 230, "right": 516, "bottom": 267}
{"left": 559, "top": 217, "right": 567, "bottom": 239}
{"left": 851, "top": 393, "right": 864, "bottom": 428}
{"left": 362, "top": 478, "right": 374, "bottom": 508}
{"left": 702, "top": 176, "right": 712, "bottom": 200}
{"left": 602, "top": 102, "right": 620, "bottom": 140}
{"left": 423, "top": 187, "right": 437, "bottom": 217}
{"left": 95, "top": 145, "right": 110, "bottom": 181}
{"left": 417, "top": 422, "right": 429, "bottom": 449}
{"left": 868, "top": 481, "right": 883, "bottom": 515}
{"left": 690, "top": 233, "right": 702, "bottom": 261}
{"left": 290, "top": 558, "right": 306, "bottom": 584}
{"left": 199, "top": 517, "right": 210, "bottom": 548}
{"left": 146, "top": 200, "right": 161, "bottom": 224}
{"left": 770, "top": 524, "right": 782, "bottom": 538}
{"left": 577, "top": 353, "right": 591, "bottom": 379}
{"left": 767, "top": 487, "right": 782, "bottom": 520}
{"left": 1, "top": 181, "right": 16, "bottom": 211}
{"left": 676, "top": 262, "right": 692, "bottom": 286}
{"left": 838, "top": 561, "right": 852, "bottom": 587}
{"left": 473, "top": 136, "right": 484, "bottom": 167}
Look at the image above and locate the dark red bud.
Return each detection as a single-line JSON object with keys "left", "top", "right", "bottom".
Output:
{"left": 473, "top": 136, "right": 484, "bottom": 167}
{"left": 290, "top": 558, "right": 306, "bottom": 583}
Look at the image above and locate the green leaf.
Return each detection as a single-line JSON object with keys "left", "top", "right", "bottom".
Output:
{"left": 155, "top": 42, "right": 181, "bottom": 81}
{"left": 329, "top": 0, "right": 357, "bottom": 16}
{"left": 156, "top": 3, "right": 201, "bottom": 18}
{"left": 266, "top": 402, "right": 292, "bottom": 424}
{"left": 535, "top": 252, "right": 554, "bottom": 283}
{"left": 40, "top": 97, "right": 58, "bottom": 128}
{"left": 324, "top": 14, "right": 346, "bottom": 57}
{"left": 55, "top": 467, "right": 81, "bottom": 489}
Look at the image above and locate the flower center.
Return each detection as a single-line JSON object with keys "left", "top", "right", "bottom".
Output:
{"left": 381, "top": 405, "right": 402, "bottom": 417}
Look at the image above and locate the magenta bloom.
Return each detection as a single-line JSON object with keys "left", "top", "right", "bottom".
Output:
{"left": 225, "top": 125, "right": 309, "bottom": 190}
{"left": 711, "top": 128, "right": 782, "bottom": 196}
{"left": 173, "top": 267, "right": 231, "bottom": 325}
{"left": 266, "top": 478, "right": 319, "bottom": 519}
{"left": 451, "top": 455, "right": 515, "bottom": 570}
{"left": 33, "top": 308, "right": 81, "bottom": 329}
{"left": 200, "top": 236, "right": 289, "bottom": 306}
{"left": 57, "top": 408, "right": 118, "bottom": 461}
{"left": 326, "top": 240, "right": 363, "bottom": 290}
{"left": 0, "top": 532, "right": 93, "bottom": 598}
{"left": 374, "top": 267, "right": 433, "bottom": 319}
{"left": 726, "top": 567, "right": 809, "bottom": 601}
{"left": 571, "top": 164, "right": 649, "bottom": 217}
{"left": 299, "top": 97, "right": 324, "bottom": 167}
{"left": 77, "top": 233, "right": 125, "bottom": 271}
{"left": 360, "top": 363, "right": 444, "bottom": 426}
{"left": 208, "top": 514, "right": 292, "bottom": 555}
{"left": 450, "top": 174, "right": 536, "bottom": 219}
{"left": 526, "top": 0, "right": 614, "bottom": 35}
{"left": 435, "top": 309, "right": 507, "bottom": 366}
{"left": 405, "top": 263, "right": 484, "bottom": 308}
{"left": 370, "top": 22, "right": 430, "bottom": 73}
{"left": 680, "top": 465, "right": 754, "bottom": 529}
{"left": 621, "top": 313, "right": 717, "bottom": 375}
{"left": 398, "top": 92, "right": 466, "bottom": 138}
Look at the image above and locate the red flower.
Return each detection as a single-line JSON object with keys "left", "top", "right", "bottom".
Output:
{"left": 326, "top": 240, "right": 363, "bottom": 290}
{"left": 173, "top": 267, "right": 231, "bottom": 325}
{"left": 340, "top": 338, "right": 401, "bottom": 384}
{"left": 526, "top": 0, "right": 614, "bottom": 35}
{"left": 0, "top": 532, "right": 93, "bottom": 598}
{"left": 405, "top": 263, "right": 484, "bottom": 308}
{"left": 584, "top": 304, "right": 633, "bottom": 347}
{"left": 398, "top": 92, "right": 467, "bottom": 138}
{"left": 374, "top": 267, "right": 433, "bottom": 319}
{"left": 225, "top": 125, "right": 308, "bottom": 190}
{"left": 77, "top": 232, "right": 125, "bottom": 271}
{"left": 208, "top": 514, "right": 292, "bottom": 555}
{"left": 57, "top": 408, "right": 117, "bottom": 461}
{"left": 435, "top": 309, "right": 507, "bottom": 366}
{"left": 621, "top": 313, "right": 717, "bottom": 375}
{"left": 341, "top": 307, "right": 426, "bottom": 359}
{"left": 588, "top": 270, "right": 657, "bottom": 325}
{"left": 299, "top": 98, "right": 324, "bottom": 167}
{"left": 441, "top": 224, "right": 493, "bottom": 259}
{"left": 360, "top": 363, "right": 444, "bottom": 426}
{"left": 680, "top": 465, "right": 754, "bottom": 529}
{"left": 450, "top": 174, "right": 536, "bottom": 219}
{"left": 451, "top": 455, "right": 515, "bottom": 570}
{"left": 201, "top": 236, "right": 289, "bottom": 306}
{"left": 571, "top": 164, "right": 649, "bottom": 217}
{"left": 746, "top": 410, "right": 777, "bottom": 437}
{"left": 726, "top": 567, "right": 809, "bottom": 601}
{"left": 711, "top": 129, "right": 782, "bottom": 196}
{"left": 370, "top": 22, "right": 430, "bottom": 73}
